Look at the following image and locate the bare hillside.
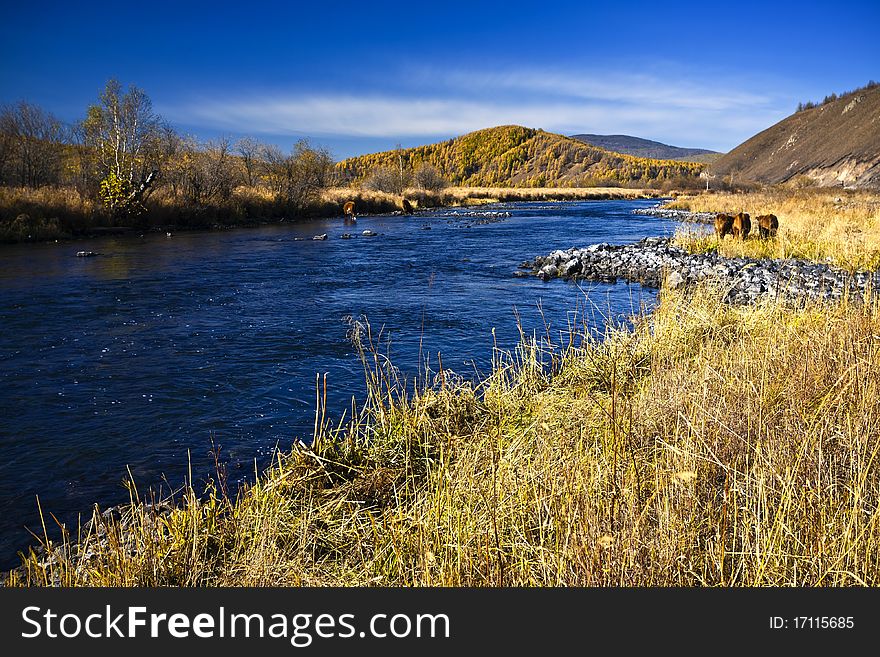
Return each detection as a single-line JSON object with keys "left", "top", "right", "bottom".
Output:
{"left": 710, "top": 83, "right": 880, "bottom": 188}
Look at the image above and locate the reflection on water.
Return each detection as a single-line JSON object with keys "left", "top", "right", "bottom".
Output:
{"left": 0, "top": 199, "right": 676, "bottom": 565}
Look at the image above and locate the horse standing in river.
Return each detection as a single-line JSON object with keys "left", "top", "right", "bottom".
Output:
{"left": 343, "top": 200, "right": 357, "bottom": 223}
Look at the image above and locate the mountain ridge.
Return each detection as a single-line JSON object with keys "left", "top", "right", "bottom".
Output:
{"left": 570, "top": 133, "right": 720, "bottom": 162}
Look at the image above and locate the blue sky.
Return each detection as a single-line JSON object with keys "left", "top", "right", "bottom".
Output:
{"left": 2, "top": 0, "right": 878, "bottom": 159}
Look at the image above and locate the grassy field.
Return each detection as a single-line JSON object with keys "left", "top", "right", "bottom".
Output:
{"left": 669, "top": 188, "right": 880, "bottom": 270}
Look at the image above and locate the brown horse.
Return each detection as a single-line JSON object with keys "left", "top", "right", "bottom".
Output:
{"left": 731, "top": 212, "right": 751, "bottom": 240}
{"left": 714, "top": 213, "right": 734, "bottom": 239}
{"left": 756, "top": 214, "right": 778, "bottom": 238}
{"left": 343, "top": 200, "right": 356, "bottom": 222}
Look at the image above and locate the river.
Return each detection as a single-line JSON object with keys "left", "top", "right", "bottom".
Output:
{"left": 0, "top": 199, "right": 677, "bottom": 565}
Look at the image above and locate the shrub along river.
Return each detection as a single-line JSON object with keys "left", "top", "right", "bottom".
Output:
{"left": 0, "top": 199, "right": 678, "bottom": 565}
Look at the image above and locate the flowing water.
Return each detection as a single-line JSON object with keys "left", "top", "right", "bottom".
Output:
{"left": 0, "top": 199, "right": 677, "bottom": 565}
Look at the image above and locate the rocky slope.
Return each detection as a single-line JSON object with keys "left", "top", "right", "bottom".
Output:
{"left": 709, "top": 82, "right": 880, "bottom": 189}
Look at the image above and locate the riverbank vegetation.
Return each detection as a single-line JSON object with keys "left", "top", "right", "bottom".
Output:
{"left": 324, "top": 185, "right": 660, "bottom": 212}
{"left": 670, "top": 188, "right": 880, "bottom": 271}
{"left": 0, "top": 184, "right": 663, "bottom": 242}
{"left": 8, "top": 282, "right": 880, "bottom": 586}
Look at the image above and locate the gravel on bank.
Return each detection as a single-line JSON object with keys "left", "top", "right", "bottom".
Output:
{"left": 631, "top": 206, "right": 716, "bottom": 223}
{"left": 523, "top": 237, "right": 879, "bottom": 305}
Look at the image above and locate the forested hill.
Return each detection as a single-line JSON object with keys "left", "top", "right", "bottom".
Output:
{"left": 570, "top": 134, "right": 720, "bottom": 161}
{"left": 337, "top": 126, "right": 705, "bottom": 187}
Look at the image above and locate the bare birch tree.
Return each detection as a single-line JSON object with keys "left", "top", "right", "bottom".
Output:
{"left": 80, "top": 80, "right": 164, "bottom": 214}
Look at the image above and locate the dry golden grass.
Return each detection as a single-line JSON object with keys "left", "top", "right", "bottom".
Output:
{"left": 9, "top": 286, "right": 880, "bottom": 587}
{"left": 444, "top": 186, "right": 657, "bottom": 202}
{"left": 320, "top": 186, "right": 659, "bottom": 214}
{"left": 0, "top": 185, "right": 92, "bottom": 213}
{"left": 0, "top": 186, "right": 96, "bottom": 240}
{"left": 669, "top": 188, "right": 880, "bottom": 270}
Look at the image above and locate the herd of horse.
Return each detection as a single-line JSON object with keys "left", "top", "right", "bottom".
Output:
{"left": 714, "top": 212, "right": 779, "bottom": 240}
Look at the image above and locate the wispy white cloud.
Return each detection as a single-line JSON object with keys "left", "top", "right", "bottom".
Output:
{"left": 164, "top": 67, "right": 791, "bottom": 152}
{"left": 173, "top": 96, "right": 505, "bottom": 137}
{"left": 416, "top": 68, "right": 773, "bottom": 112}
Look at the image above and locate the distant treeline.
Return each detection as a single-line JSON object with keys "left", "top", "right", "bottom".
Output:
{"left": 796, "top": 80, "right": 879, "bottom": 112}
{"left": 0, "top": 80, "right": 337, "bottom": 241}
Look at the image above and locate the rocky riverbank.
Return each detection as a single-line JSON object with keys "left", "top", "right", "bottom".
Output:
{"left": 524, "top": 237, "right": 880, "bottom": 304}
{"left": 631, "top": 205, "right": 716, "bottom": 223}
